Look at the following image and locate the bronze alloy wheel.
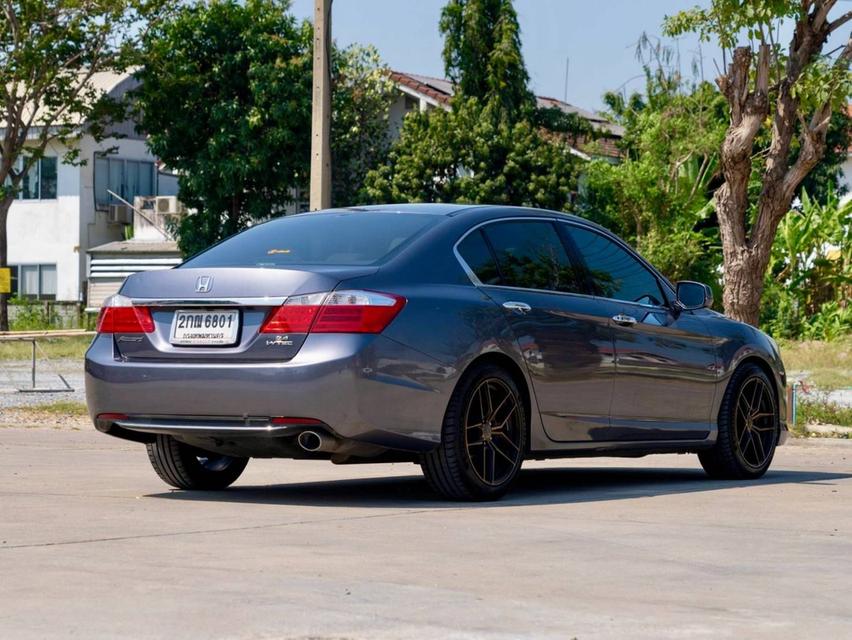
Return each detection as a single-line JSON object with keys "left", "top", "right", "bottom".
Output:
{"left": 463, "top": 377, "right": 524, "bottom": 486}
{"left": 733, "top": 375, "right": 778, "bottom": 471}
{"left": 421, "top": 363, "right": 527, "bottom": 500}
{"left": 699, "top": 363, "right": 779, "bottom": 480}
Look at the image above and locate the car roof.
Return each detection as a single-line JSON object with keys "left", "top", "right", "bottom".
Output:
{"left": 341, "top": 203, "right": 486, "bottom": 216}
{"left": 340, "top": 203, "right": 592, "bottom": 225}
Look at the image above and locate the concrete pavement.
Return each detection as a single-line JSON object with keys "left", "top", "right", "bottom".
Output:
{"left": 1, "top": 427, "right": 851, "bottom": 639}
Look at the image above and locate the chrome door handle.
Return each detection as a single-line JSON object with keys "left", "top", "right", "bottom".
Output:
{"left": 612, "top": 314, "right": 637, "bottom": 326}
{"left": 503, "top": 301, "right": 532, "bottom": 314}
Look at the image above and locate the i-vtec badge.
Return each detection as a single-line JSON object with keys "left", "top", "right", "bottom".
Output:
{"left": 195, "top": 275, "right": 213, "bottom": 293}
{"left": 266, "top": 335, "right": 293, "bottom": 346}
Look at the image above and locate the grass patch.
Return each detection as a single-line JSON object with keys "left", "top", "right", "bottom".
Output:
{"left": 779, "top": 336, "right": 852, "bottom": 390}
{"left": 798, "top": 397, "right": 852, "bottom": 427}
{"left": 25, "top": 400, "right": 89, "bottom": 416}
{"left": 0, "top": 335, "right": 92, "bottom": 361}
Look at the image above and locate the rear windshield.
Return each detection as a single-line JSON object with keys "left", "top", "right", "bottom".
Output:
{"left": 181, "top": 212, "right": 439, "bottom": 268}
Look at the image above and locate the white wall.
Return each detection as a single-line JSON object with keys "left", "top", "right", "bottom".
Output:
{"left": 7, "top": 136, "right": 160, "bottom": 302}
{"left": 6, "top": 140, "right": 82, "bottom": 301}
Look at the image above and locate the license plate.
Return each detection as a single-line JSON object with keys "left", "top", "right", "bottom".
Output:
{"left": 170, "top": 310, "right": 240, "bottom": 346}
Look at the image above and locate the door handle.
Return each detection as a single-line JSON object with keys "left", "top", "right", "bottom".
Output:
{"left": 612, "top": 313, "right": 637, "bottom": 326}
{"left": 502, "top": 301, "right": 532, "bottom": 314}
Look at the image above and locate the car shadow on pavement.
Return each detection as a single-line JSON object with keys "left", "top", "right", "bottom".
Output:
{"left": 148, "top": 466, "right": 852, "bottom": 509}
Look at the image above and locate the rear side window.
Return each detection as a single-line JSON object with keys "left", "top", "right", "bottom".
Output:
{"left": 482, "top": 221, "right": 583, "bottom": 293}
{"left": 182, "top": 212, "right": 438, "bottom": 268}
{"left": 457, "top": 229, "right": 500, "bottom": 285}
{"left": 567, "top": 226, "right": 664, "bottom": 306}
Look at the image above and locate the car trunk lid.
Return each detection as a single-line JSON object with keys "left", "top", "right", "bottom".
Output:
{"left": 112, "top": 266, "right": 376, "bottom": 361}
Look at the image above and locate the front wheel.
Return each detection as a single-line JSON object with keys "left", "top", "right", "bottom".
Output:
{"left": 421, "top": 363, "right": 527, "bottom": 500}
{"left": 699, "top": 363, "right": 779, "bottom": 479}
{"left": 146, "top": 435, "right": 248, "bottom": 490}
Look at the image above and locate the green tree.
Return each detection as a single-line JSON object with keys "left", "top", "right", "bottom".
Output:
{"left": 330, "top": 45, "right": 396, "bottom": 206}
{"left": 762, "top": 188, "right": 852, "bottom": 338}
{"left": 366, "top": 0, "right": 582, "bottom": 210}
{"left": 579, "top": 40, "right": 727, "bottom": 290}
{"left": 365, "top": 98, "right": 577, "bottom": 209}
{"left": 134, "top": 0, "right": 313, "bottom": 257}
{"left": 0, "top": 0, "right": 164, "bottom": 330}
{"left": 665, "top": 0, "right": 852, "bottom": 325}
{"left": 439, "top": 0, "right": 534, "bottom": 123}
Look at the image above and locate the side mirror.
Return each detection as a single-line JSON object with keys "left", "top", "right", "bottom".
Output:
{"left": 676, "top": 281, "right": 713, "bottom": 310}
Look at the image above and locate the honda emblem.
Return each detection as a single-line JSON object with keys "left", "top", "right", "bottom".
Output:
{"left": 195, "top": 276, "right": 213, "bottom": 293}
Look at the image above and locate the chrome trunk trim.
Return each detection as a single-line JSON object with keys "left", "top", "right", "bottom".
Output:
{"left": 129, "top": 297, "right": 288, "bottom": 307}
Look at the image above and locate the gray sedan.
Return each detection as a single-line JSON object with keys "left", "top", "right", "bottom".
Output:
{"left": 85, "top": 204, "right": 787, "bottom": 500}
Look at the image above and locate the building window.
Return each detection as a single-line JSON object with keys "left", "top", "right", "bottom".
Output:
{"left": 6, "top": 156, "right": 58, "bottom": 200}
{"left": 94, "top": 155, "right": 156, "bottom": 209}
{"left": 10, "top": 264, "right": 57, "bottom": 300}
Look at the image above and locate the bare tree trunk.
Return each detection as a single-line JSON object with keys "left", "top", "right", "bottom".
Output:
{"left": 712, "top": 6, "right": 852, "bottom": 326}
{"left": 0, "top": 194, "right": 12, "bottom": 332}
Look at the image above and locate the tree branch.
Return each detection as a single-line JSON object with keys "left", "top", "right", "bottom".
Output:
{"left": 827, "top": 9, "right": 851, "bottom": 33}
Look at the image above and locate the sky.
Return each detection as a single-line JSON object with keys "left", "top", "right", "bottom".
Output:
{"left": 288, "top": 0, "right": 851, "bottom": 114}
{"left": 287, "top": 0, "right": 722, "bottom": 113}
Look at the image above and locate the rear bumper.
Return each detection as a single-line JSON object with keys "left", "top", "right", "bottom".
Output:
{"left": 85, "top": 333, "right": 453, "bottom": 453}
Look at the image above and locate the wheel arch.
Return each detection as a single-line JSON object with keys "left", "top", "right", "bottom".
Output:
{"left": 723, "top": 355, "right": 781, "bottom": 420}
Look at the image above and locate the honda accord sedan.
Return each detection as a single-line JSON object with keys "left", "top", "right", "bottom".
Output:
{"left": 85, "top": 204, "right": 787, "bottom": 500}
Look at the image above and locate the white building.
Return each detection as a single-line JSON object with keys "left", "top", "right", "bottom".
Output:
{"left": 4, "top": 72, "right": 177, "bottom": 303}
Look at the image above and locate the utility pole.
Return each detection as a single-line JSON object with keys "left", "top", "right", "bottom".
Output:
{"left": 309, "top": 0, "right": 332, "bottom": 211}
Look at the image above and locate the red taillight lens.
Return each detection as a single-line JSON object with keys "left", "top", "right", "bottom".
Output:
{"left": 259, "top": 290, "right": 405, "bottom": 335}
{"left": 313, "top": 290, "right": 405, "bottom": 333}
{"left": 96, "top": 295, "right": 155, "bottom": 334}
{"left": 259, "top": 293, "right": 325, "bottom": 333}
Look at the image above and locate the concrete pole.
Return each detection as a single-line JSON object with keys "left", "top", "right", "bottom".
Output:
{"left": 309, "top": 0, "right": 332, "bottom": 211}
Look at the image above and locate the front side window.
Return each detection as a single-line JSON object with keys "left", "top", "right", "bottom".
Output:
{"left": 567, "top": 226, "right": 664, "bottom": 306}
{"left": 482, "top": 220, "right": 582, "bottom": 293}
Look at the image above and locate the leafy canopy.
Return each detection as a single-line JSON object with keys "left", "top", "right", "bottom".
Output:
{"left": 0, "top": 0, "right": 166, "bottom": 330}
{"left": 579, "top": 39, "right": 727, "bottom": 288}
{"left": 364, "top": 98, "right": 577, "bottom": 210}
{"left": 135, "top": 0, "right": 396, "bottom": 255}
{"left": 439, "top": 0, "right": 534, "bottom": 123}
{"left": 366, "top": 0, "right": 582, "bottom": 210}
{"left": 134, "top": 0, "right": 313, "bottom": 256}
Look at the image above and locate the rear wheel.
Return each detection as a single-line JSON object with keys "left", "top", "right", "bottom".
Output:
{"left": 146, "top": 435, "right": 248, "bottom": 490}
{"left": 699, "top": 363, "right": 779, "bottom": 479}
{"left": 421, "top": 363, "right": 526, "bottom": 500}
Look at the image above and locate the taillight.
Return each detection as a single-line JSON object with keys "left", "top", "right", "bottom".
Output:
{"left": 259, "top": 292, "right": 326, "bottom": 333}
{"left": 260, "top": 290, "right": 405, "bottom": 334}
{"left": 313, "top": 290, "right": 406, "bottom": 333}
{"left": 96, "top": 294, "right": 155, "bottom": 334}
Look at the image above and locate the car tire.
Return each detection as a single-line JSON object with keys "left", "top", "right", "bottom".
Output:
{"left": 421, "top": 363, "right": 527, "bottom": 500}
{"left": 699, "top": 363, "right": 779, "bottom": 480}
{"left": 146, "top": 435, "right": 249, "bottom": 490}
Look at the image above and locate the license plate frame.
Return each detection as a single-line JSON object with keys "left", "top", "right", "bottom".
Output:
{"left": 170, "top": 309, "right": 240, "bottom": 346}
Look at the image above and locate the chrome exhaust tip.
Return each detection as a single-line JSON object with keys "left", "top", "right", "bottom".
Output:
{"left": 297, "top": 430, "right": 326, "bottom": 452}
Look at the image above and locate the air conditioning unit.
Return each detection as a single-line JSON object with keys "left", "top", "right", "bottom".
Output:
{"left": 107, "top": 204, "right": 132, "bottom": 225}
{"left": 155, "top": 196, "right": 182, "bottom": 215}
